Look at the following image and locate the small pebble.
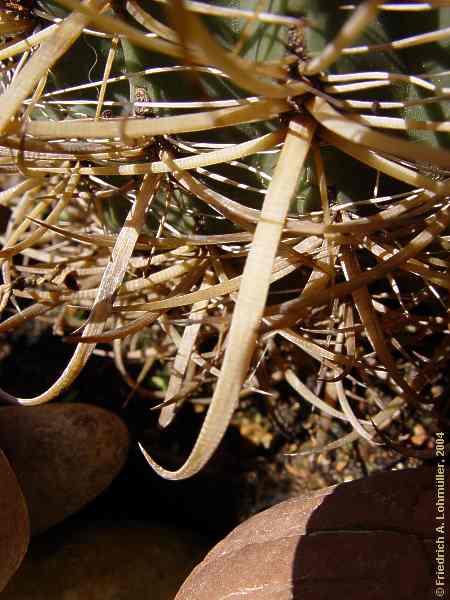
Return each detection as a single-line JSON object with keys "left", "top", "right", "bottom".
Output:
{"left": 0, "top": 449, "right": 29, "bottom": 592}
{"left": 0, "top": 403, "right": 129, "bottom": 535}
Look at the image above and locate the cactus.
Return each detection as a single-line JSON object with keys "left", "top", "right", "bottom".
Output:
{"left": 0, "top": 0, "right": 449, "bottom": 479}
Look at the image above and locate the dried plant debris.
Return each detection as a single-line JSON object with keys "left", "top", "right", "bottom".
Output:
{"left": 0, "top": 0, "right": 449, "bottom": 480}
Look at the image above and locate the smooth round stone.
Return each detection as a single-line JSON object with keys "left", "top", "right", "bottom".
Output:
{"left": 176, "top": 466, "right": 447, "bottom": 600}
{"left": 0, "top": 449, "right": 29, "bottom": 592}
{"left": 3, "top": 520, "right": 210, "bottom": 600}
{"left": 0, "top": 404, "right": 129, "bottom": 535}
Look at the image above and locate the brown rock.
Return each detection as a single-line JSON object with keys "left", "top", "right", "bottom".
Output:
{"left": 176, "top": 466, "right": 447, "bottom": 599}
{"left": 0, "top": 448, "right": 29, "bottom": 592}
{"left": 0, "top": 404, "right": 129, "bottom": 535}
{"left": 3, "top": 520, "right": 210, "bottom": 600}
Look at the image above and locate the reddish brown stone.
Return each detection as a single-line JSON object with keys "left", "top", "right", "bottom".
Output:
{"left": 176, "top": 466, "right": 448, "bottom": 600}
{"left": 0, "top": 404, "right": 129, "bottom": 535}
{"left": 0, "top": 448, "right": 29, "bottom": 592}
